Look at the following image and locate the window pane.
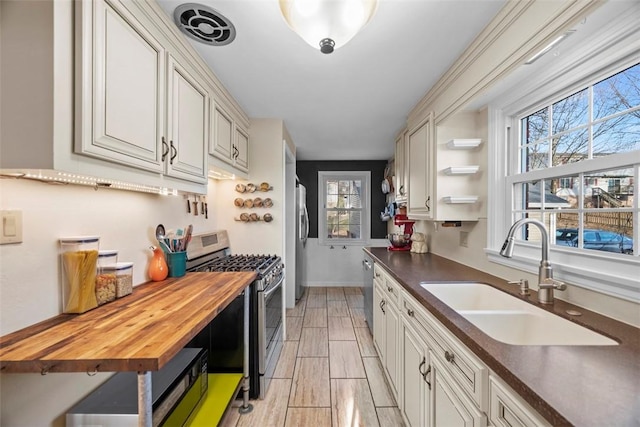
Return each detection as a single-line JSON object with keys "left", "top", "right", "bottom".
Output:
{"left": 519, "top": 212, "right": 545, "bottom": 244}
{"left": 346, "top": 195, "right": 362, "bottom": 209}
{"left": 522, "top": 142, "right": 549, "bottom": 171}
{"left": 552, "top": 89, "right": 589, "bottom": 134}
{"left": 552, "top": 175, "right": 579, "bottom": 209}
{"left": 584, "top": 167, "right": 634, "bottom": 209}
{"left": 349, "top": 211, "right": 361, "bottom": 226}
{"left": 338, "top": 180, "right": 350, "bottom": 195}
{"left": 327, "top": 194, "right": 338, "bottom": 208}
{"left": 579, "top": 219, "right": 634, "bottom": 255}
{"left": 521, "top": 107, "right": 548, "bottom": 144}
{"left": 551, "top": 128, "right": 588, "bottom": 166}
{"left": 327, "top": 181, "right": 338, "bottom": 195}
{"left": 593, "top": 113, "right": 640, "bottom": 156}
{"left": 326, "top": 211, "right": 339, "bottom": 238}
{"left": 594, "top": 63, "right": 640, "bottom": 120}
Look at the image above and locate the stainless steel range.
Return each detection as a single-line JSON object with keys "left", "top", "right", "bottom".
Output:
{"left": 185, "top": 230, "right": 284, "bottom": 400}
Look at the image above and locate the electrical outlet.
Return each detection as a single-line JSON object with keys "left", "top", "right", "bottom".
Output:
{"left": 459, "top": 231, "right": 469, "bottom": 248}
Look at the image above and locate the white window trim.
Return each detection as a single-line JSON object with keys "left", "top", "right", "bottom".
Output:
{"left": 318, "top": 171, "right": 371, "bottom": 246}
{"left": 486, "top": 11, "right": 640, "bottom": 303}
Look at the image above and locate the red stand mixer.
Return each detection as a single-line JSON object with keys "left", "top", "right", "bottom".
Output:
{"left": 387, "top": 214, "right": 416, "bottom": 251}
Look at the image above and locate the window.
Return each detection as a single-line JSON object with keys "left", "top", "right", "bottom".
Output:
{"left": 487, "top": 59, "right": 640, "bottom": 302}
{"left": 511, "top": 64, "right": 638, "bottom": 257}
{"left": 318, "top": 171, "right": 370, "bottom": 245}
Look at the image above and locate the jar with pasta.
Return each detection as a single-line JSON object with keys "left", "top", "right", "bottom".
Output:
{"left": 59, "top": 236, "right": 100, "bottom": 314}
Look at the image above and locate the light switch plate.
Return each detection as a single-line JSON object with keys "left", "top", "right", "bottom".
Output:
{"left": 1, "top": 210, "right": 23, "bottom": 244}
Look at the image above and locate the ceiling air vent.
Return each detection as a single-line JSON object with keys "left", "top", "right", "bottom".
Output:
{"left": 173, "top": 3, "right": 236, "bottom": 46}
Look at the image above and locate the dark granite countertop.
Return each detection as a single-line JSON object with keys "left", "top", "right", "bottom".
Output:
{"left": 365, "top": 247, "right": 640, "bottom": 427}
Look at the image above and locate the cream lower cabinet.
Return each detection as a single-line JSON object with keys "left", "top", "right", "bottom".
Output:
{"left": 431, "top": 354, "right": 486, "bottom": 427}
{"left": 372, "top": 271, "right": 400, "bottom": 399}
{"left": 401, "top": 318, "right": 430, "bottom": 427}
{"left": 399, "top": 291, "right": 487, "bottom": 427}
{"left": 489, "top": 375, "right": 551, "bottom": 427}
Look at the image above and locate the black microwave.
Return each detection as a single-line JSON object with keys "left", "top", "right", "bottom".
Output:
{"left": 67, "top": 348, "right": 207, "bottom": 427}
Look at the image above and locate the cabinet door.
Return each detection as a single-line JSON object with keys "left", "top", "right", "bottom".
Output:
{"left": 395, "top": 131, "right": 407, "bottom": 201}
{"left": 384, "top": 301, "right": 400, "bottom": 396}
{"left": 166, "top": 55, "right": 208, "bottom": 183}
{"left": 407, "top": 112, "right": 434, "bottom": 219}
{"left": 234, "top": 125, "right": 249, "bottom": 172}
{"left": 373, "top": 283, "right": 385, "bottom": 361}
{"left": 82, "top": 0, "right": 164, "bottom": 171}
{"left": 211, "top": 103, "right": 234, "bottom": 163}
{"left": 430, "top": 355, "right": 486, "bottom": 427}
{"left": 401, "top": 321, "right": 429, "bottom": 427}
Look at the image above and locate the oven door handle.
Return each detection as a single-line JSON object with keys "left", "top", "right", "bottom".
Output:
{"left": 263, "top": 272, "right": 285, "bottom": 298}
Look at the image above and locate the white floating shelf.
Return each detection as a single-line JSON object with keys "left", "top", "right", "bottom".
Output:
{"left": 443, "top": 166, "right": 480, "bottom": 175}
{"left": 446, "top": 139, "right": 482, "bottom": 150}
{"left": 443, "top": 196, "right": 479, "bottom": 204}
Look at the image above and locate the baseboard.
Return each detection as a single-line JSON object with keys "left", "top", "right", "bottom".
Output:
{"left": 304, "top": 282, "right": 364, "bottom": 288}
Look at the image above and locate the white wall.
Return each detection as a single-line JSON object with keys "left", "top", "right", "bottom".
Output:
{"left": 0, "top": 179, "right": 220, "bottom": 426}
{"left": 213, "top": 119, "right": 288, "bottom": 256}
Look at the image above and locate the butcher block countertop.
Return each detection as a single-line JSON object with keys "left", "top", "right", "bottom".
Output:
{"left": 0, "top": 272, "right": 256, "bottom": 374}
{"left": 365, "top": 248, "right": 640, "bottom": 427}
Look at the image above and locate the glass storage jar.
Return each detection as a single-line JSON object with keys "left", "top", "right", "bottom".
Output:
{"left": 102, "top": 262, "right": 134, "bottom": 298}
{"left": 59, "top": 236, "right": 100, "bottom": 313}
{"left": 97, "top": 250, "right": 118, "bottom": 268}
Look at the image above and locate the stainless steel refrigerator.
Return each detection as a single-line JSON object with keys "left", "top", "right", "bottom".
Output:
{"left": 295, "top": 183, "right": 309, "bottom": 300}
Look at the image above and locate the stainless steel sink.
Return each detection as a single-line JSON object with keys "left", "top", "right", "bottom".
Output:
{"left": 420, "top": 282, "right": 617, "bottom": 346}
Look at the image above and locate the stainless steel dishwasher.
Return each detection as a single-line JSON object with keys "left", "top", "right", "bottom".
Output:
{"left": 362, "top": 253, "right": 374, "bottom": 333}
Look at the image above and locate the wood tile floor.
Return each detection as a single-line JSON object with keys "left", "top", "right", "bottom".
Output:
{"left": 219, "top": 287, "right": 405, "bottom": 427}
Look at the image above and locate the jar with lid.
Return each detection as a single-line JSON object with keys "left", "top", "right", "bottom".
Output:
{"left": 97, "top": 250, "right": 118, "bottom": 268}
{"left": 102, "top": 262, "right": 134, "bottom": 298}
{"left": 59, "top": 236, "right": 100, "bottom": 313}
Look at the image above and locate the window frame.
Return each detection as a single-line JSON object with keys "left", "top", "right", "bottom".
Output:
{"left": 317, "top": 171, "right": 371, "bottom": 246}
{"left": 486, "top": 44, "right": 640, "bottom": 302}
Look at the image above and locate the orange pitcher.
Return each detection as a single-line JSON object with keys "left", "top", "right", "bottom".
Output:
{"left": 148, "top": 246, "right": 168, "bottom": 281}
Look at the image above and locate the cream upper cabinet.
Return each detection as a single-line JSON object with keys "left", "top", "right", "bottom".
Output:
{"left": 407, "top": 112, "right": 434, "bottom": 220}
{"left": 234, "top": 126, "right": 249, "bottom": 172}
{"left": 210, "top": 101, "right": 250, "bottom": 174}
{"left": 76, "top": 0, "right": 209, "bottom": 187}
{"left": 403, "top": 110, "right": 486, "bottom": 221}
{"left": 395, "top": 130, "right": 408, "bottom": 202}
{"left": 77, "top": 0, "right": 165, "bottom": 171}
{"left": 212, "top": 103, "right": 234, "bottom": 161}
{"left": 166, "top": 55, "right": 209, "bottom": 183}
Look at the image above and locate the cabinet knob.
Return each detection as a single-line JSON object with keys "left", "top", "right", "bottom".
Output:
{"left": 407, "top": 308, "right": 414, "bottom": 317}
{"left": 425, "top": 196, "right": 431, "bottom": 211}
{"left": 445, "top": 350, "right": 455, "bottom": 363}
{"left": 399, "top": 185, "right": 405, "bottom": 196}
{"left": 387, "top": 286, "right": 393, "bottom": 293}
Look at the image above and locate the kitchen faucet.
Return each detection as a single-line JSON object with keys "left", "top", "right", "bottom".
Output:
{"left": 500, "top": 218, "right": 566, "bottom": 304}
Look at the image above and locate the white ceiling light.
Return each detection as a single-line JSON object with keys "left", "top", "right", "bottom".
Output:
{"left": 279, "top": 0, "right": 378, "bottom": 54}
